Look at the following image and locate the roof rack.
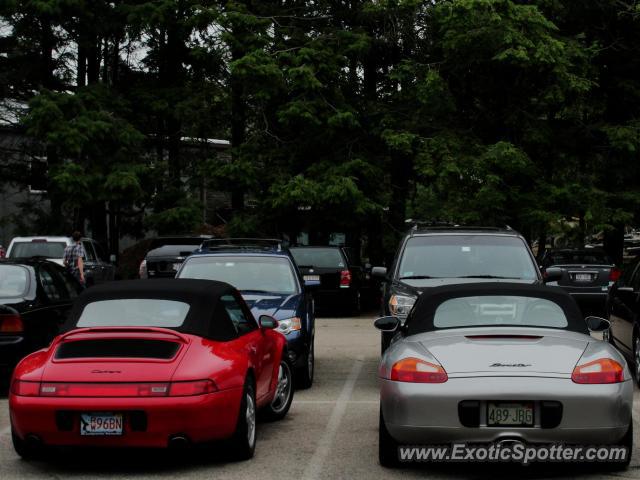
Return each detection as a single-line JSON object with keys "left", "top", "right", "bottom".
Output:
{"left": 199, "top": 238, "right": 288, "bottom": 253}
{"left": 405, "top": 219, "right": 514, "bottom": 235}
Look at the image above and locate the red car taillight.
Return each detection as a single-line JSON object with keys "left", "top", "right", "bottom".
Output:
{"left": 609, "top": 267, "right": 622, "bottom": 282}
{"left": 35, "top": 380, "right": 217, "bottom": 397}
{"left": 390, "top": 357, "right": 448, "bottom": 383}
{"left": 571, "top": 358, "right": 624, "bottom": 384}
{"left": 11, "top": 380, "right": 40, "bottom": 396}
{"left": 0, "top": 313, "right": 23, "bottom": 333}
{"left": 169, "top": 380, "right": 217, "bottom": 396}
{"left": 340, "top": 270, "right": 352, "bottom": 288}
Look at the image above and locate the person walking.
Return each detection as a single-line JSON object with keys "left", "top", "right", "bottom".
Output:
{"left": 63, "top": 231, "right": 86, "bottom": 287}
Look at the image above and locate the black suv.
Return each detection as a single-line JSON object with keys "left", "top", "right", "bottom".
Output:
{"left": 139, "top": 236, "right": 213, "bottom": 279}
{"left": 373, "top": 226, "right": 546, "bottom": 351}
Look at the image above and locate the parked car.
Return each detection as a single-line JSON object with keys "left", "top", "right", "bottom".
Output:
{"left": 539, "top": 248, "right": 619, "bottom": 316}
{"left": 9, "top": 279, "right": 293, "bottom": 460}
{"left": 0, "top": 258, "right": 81, "bottom": 376}
{"left": 289, "top": 246, "right": 364, "bottom": 314}
{"left": 6, "top": 236, "right": 115, "bottom": 286}
{"left": 139, "top": 235, "right": 213, "bottom": 279}
{"left": 177, "top": 238, "right": 316, "bottom": 388}
{"left": 605, "top": 256, "right": 640, "bottom": 383}
{"left": 376, "top": 283, "right": 632, "bottom": 469}
{"left": 372, "top": 226, "right": 550, "bottom": 352}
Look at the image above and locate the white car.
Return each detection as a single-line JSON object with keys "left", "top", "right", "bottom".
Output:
{"left": 6, "top": 236, "right": 115, "bottom": 285}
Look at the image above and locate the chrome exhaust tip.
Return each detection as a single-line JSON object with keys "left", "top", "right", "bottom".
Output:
{"left": 168, "top": 435, "right": 190, "bottom": 449}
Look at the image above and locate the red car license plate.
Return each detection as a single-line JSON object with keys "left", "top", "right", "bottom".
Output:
{"left": 80, "top": 413, "right": 123, "bottom": 436}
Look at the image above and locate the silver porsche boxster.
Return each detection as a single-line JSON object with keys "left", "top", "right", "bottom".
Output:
{"left": 376, "top": 283, "right": 633, "bottom": 468}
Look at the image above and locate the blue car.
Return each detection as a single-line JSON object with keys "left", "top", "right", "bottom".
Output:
{"left": 175, "top": 239, "right": 316, "bottom": 388}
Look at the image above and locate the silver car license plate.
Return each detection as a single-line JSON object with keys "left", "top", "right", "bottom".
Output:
{"left": 575, "top": 273, "right": 592, "bottom": 282}
{"left": 487, "top": 402, "right": 533, "bottom": 426}
{"left": 80, "top": 413, "right": 123, "bottom": 436}
{"left": 304, "top": 275, "right": 320, "bottom": 282}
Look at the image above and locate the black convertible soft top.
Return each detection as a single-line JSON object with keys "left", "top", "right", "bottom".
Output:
{"left": 405, "top": 282, "right": 588, "bottom": 336}
{"left": 64, "top": 279, "right": 243, "bottom": 340}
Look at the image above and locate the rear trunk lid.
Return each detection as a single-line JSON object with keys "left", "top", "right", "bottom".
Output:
{"left": 42, "top": 329, "right": 190, "bottom": 382}
{"left": 297, "top": 266, "right": 343, "bottom": 290}
{"left": 555, "top": 264, "right": 612, "bottom": 287}
{"left": 416, "top": 328, "right": 588, "bottom": 377}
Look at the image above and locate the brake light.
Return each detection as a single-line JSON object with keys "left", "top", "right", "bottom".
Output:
{"left": 609, "top": 267, "right": 621, "bottom": 282}
{"left": 571, "top": 358, "right": 624, "bottom": 384}
{"left": 169, "top": 380, "right": 217, "bottom": 396}
{"left": 390, "top": 357, "right": 448, "bottom": 383}
{"left": 340, "top": 270, "right": 352, "bottom": 288}
{"left": 11, "top": 380, "right": 40, "bottom": 396}
{"left": 0, "top": 313, "right": 23, "bottom": 333}
{"left": 35, "top": 380, "right": 217, "bottom": 397}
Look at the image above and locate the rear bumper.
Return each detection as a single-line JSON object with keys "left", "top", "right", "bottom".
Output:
{"left": 380, "top": 377, "right": 633, "bottom": 445}
{"left": 9, "top": 387, "right": 243, "bottom": 448}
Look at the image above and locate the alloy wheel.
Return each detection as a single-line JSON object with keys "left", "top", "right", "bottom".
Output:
{"left": 270, "top": 361, "right": 292, "bottom": 413}
{"left": 246, "top": 392, "right": 256, "bottom": 448}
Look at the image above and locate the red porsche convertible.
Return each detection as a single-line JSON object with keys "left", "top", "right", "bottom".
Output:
{"left": 9, "top": 279, "right": 294, "bottom": 460}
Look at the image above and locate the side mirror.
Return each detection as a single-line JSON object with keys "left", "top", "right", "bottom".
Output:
{"left": 259, "top": 315, "right": 279, "bottom": 329}
{"left": 109, "top": 254, "right": 117, "bottom": 264}
{"left": 372, "top": 266, "right": 388, "bottom": 279}
{"left": 585, "top": 316, "right": 610, "bottom": 333}
{"left": 374, "top": 316, "right": 400, "bottom": 332}
{"left": 543, "top": 267, "right": 562, "bottom": 283}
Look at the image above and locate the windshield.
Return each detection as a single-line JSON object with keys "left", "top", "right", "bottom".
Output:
{"left": 434, "top": 295, "right": 568, "bottom": 329}
{"left": 290, "top": 247, "right": 346, "bottom": 268}
{"left": 77, "top": 299, "right": 190, "bottom": 328}
{"left": 0, "top": 265, "right": 29, "bottom": 298}
{"left": 9, "top": 241, "right": 67, "bottom": 259}
{"left": 178, "top": 256, "right": 299, "bottom": 294}
{"left": 545, "top": 251, "right": 611, "bottom": 266}
{"left": 398, "top": 235, "right": 537, "bottom": 280}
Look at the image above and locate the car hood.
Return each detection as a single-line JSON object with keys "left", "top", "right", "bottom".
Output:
{"left": 402, "top": 278, "right": 538, "bottom": 289}
{"left": 242, "top": 292, "right": 301, "bottom": 320}
{"left": 408, "top": 327, "right": 589, "bottom": 377}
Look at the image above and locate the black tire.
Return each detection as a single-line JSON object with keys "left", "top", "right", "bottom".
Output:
{"left": 381, "top": 331, "right": 391, "bottom": 354}
{"left": 379, "top": 408, "right": 400, "bottom": 468}
{"left": 11, "top": 429, "right": 43, "bottom": 461}
{"left": 633, "top": 333, "right": 640, "bottom": 388}
{"left": 228, "top": 377, "right": 257, "bottom": 461}
{"left": 262, "top": 356, "right": 294, "bottom": 421}
{"left": 297, "top": 338, "right": 314, "bottom": 389}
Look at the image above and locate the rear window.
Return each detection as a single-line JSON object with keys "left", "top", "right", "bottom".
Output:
{"left": 9, "top": 241, "right": 67, "bottom": 259}
{"left": 545, "top": 252, "right": 611, "bottom": 266}
{"left": 290, "top": 248, "right": 346, "bottom": 269}
{"left": 0, "top": 265, "right": 29, "bottom": 298}
{"left": 398, "top": 235, "right": 537, "bottom": 280}
{"left": 55, "top": 339, "right": 180, "bottom": 359}
{"left": 434, "top": 295, "right": 568, "bottom": 329}
{"left": 77, "top": 299, "right": 190, "bottom": 328}
{"left": 179, "top": 256, "right": 299, "bottom": 294}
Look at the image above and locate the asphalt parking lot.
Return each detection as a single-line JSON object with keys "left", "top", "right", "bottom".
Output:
{"left": 0, "top": 314, "right": 639, "bottom": 480}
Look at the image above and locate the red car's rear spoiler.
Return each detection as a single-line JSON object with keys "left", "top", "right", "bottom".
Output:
{"left": 57, "top": 327, "right": 190, "bottom": 344}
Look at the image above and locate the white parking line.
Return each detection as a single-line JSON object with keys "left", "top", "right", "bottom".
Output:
{"left": 301, "top": 357, "right": 364, "bottom": 480}
{"left": 294, "top": 400, "right": 377, "bottom": 404}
